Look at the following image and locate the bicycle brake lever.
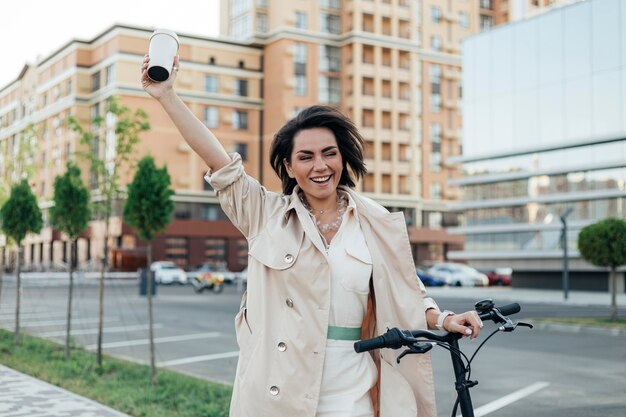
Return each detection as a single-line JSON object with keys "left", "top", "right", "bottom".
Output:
{"left": 396, "top": 343, "right": 434, "bottom": 363}
{"left": 500, "top": 321, "right": 534, "bottom": 332}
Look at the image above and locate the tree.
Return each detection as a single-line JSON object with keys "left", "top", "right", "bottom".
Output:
{"left": 50, "top": 162, "right": 91, "bottom": 359}
{"left": 0, "top": 123, "right": 38, "bottom": 310}
{"left": 123, "top": 156, "right": 174, "bottom": 384}
{"left": 68, "top": 95, "right": 149, "bottom": 368}
{"left": 577, "top": 218, "right": 626, "bottom": 321}
{"left": 0, "top": 180, "right": 43, "bottom": 345}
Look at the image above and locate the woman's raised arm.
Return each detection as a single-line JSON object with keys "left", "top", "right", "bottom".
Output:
{"left": 141, "top": 55, "right": 231, "bottom": 172}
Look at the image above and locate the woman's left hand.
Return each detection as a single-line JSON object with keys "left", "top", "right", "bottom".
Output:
{"left": 444, "top": 311, "right": 483, "bottom": 340}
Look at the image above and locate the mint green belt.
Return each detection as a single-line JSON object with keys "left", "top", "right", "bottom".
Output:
{"left": 327, "top": 326, "right": 362, "bottom": 341}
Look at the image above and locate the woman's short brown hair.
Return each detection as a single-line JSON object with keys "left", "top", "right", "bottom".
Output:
{"left": 270, "top": 105, "right": 367, "bottom": 195}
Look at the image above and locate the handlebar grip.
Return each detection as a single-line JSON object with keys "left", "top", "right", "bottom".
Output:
{"left": 498, "top": 303, "right": 521, "bottom": 317}
{"left": 479, "top": 302, "right": 521, "bottom": 321}
{"left": 354, "top": 335, "right": 386, "bottom": 353}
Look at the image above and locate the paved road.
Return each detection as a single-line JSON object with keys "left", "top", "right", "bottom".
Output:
{"left": 1, "top": 278, "right": 625, "bottom": 417}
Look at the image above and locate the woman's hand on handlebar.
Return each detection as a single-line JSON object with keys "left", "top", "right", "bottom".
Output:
{"left": 445, "top": 311, "right": 483, "bottom": 340}
{"left": 141, "top": 54, "right": 179, "bottom": 100}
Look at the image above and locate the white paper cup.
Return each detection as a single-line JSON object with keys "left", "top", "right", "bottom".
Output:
{"left": 148, "top": 29, "right": 180, "bottom": 82}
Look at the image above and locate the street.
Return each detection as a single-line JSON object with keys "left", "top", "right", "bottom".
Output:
{"left": 1, "top": 278, "right": 625, "bottom": 417}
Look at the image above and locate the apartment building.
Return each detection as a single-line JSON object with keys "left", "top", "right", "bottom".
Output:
{"left": 0, "top": 25, "right": 262, "bottom": 271}
{"left": 221, "top": 0, "right": 480, "bottom": 263}
{"left": 1, "top": 0, "right": 484, "bottom": 272}
{"left": 451, "top": 0, "right": 626, "bottom": 292}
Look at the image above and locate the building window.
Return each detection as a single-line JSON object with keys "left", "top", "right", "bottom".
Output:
{"left": 319, "top": 76, "right": 340, "bottom": 103}
{"left": 204, "top": 107, "right": 218, "bottom": 128}
{"left": 480, "top": 0, "right": 493, "bottom": 9}
{"left": 459, "top": 12, "right": 469, "bottom": 29}
{"left": 430, "top": 36, "right": 442, "bottom": 52}
{"left": 256, "top": 12, "right": 268, "bottom": 32}
{"left": 480, "top": 14, "right": 494, "bottom": 30}
{"left": 430, "top": 183, "right": 442, "bottom": 200}
{"left": 430, "top": 94, "right": 442, "bottom": 112}
{"left": 235, "top": 79, "right": 248, "bottom": 97}
{"left": 320, "top": 13, "right": 341, "bottom": 34}
{"left": 431, "top": 7, "right": 441, "bottom": 23}
{"left": 430, "top": 64, "right": 442, "bottom": 84}
{"left": 430, "top": 123, "right": 442, "bottom": 172}
{"left": 234, "top": 143, "right": 248, "bottom": 160}
{"left": 230, "top": 0, "right": 251, "bottom": 16}
{"left": 231, "top": 14, "right": 251, "bottom": 40}
{"left": 91, "top": 71, "right": 101, "bottom": 92}
{"left": 233, "top": 110, "right": 249, "bottom": 129}
{"left": 204, "top": 238, "right": 227, "bottom": 264}
{"left": 204, "top": 75, "right": 218, "bottom": 93}
{"left": 105, "top": 64, "right": 115, "bottom": 86}
{"left": 294, "top": 43, "right": 307, "bottom": 69}
{"left": 295, "top": 11, "right": 307, "bottom": 29}
{"left": 320, "top": 0, "right": 340, "bottom": 9}
{"left": 319, "top": 45, "right": 340, "bottom": 72}
{"left": 165, "top": 237, "right": 188, "bottom": 266}
{"left": 295, "top": 75, "right": 307, "bottom": 95}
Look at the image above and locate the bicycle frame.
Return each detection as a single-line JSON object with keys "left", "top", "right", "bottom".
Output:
{"left": 354, "top": 301, "right": 529, "bottom": 417}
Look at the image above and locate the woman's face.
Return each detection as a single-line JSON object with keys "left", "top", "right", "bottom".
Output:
{"left": 285, "top": 127, "right": 343, "bottom": 207}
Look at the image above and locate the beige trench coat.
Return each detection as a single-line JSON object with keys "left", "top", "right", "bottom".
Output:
{"left": 208, "top": 154, "right": 438, "bottom": 417}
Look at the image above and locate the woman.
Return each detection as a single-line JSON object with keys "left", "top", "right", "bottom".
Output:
{"left": 141, "top": 55, "right": 482, "bottom": 417}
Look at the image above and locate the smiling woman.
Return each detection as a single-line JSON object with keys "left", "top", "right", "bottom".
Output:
{"left": 142, "top": 57, "right": 484, "bottom": 417}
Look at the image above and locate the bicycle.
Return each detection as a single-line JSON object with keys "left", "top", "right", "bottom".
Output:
{"left": 354, "top": 299, "right": 532, "bottom": 417}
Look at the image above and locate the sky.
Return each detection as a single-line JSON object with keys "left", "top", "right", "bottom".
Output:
{"left": 0, "top": 0, "right": 221, "bottom": 89}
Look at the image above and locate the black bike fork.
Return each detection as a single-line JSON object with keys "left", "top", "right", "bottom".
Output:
{"left": 448, "top": 335, "right": 476, "bottom": 417}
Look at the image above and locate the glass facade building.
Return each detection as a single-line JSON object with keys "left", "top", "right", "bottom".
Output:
{"left": 450, "top": 0, "right": 626, "bottom": 291}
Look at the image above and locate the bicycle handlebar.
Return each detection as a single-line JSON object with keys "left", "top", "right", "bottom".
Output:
{"left": 354, "top": 302, "right": 521, "bottom": 353}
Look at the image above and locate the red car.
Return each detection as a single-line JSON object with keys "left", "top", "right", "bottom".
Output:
{"left": 482, "top": 268, "right": 513, "bottom": 286}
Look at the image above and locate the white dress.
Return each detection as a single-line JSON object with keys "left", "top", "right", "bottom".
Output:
{"left": 310, "top": 193, "right": 377, "bottom": 417}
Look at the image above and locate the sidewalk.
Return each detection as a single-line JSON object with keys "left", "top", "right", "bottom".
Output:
{"left": 0, "top": 364, "right": 131, "bottom": 417}
{"left": 426, "top": 286, "right": 626, "bottom": 308}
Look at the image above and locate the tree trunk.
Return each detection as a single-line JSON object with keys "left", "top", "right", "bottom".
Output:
{"left": 610, "top": 267, "right": 618, "bottom": 322}
{"left": 0, "top": 248, "right": 4, "bottom": 308}
{"left": 97, "top": 215, "right": 110, "bottom": 369}
{"left": 147, "top": 243, "right": 157, "bottom": 384}
{"left": 65, "top": 238, "right": 76, "bottom": 359}
{"left": 13, "top": 245, "right": 22, "bottom": 346}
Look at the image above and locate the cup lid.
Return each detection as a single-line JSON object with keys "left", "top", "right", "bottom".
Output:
{"left": 150, "top": 28, "right": 179, "bottom": 46}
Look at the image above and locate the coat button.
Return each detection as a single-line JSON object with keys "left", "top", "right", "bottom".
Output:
{"left": 278, "top": 342, "right": 287, "bottom": 352}
{"left": 286, "top": 298, "right": 294, "bottom": 308}
{"left": 284, "top": 254, "right": 294, "bottom": 264}
{"left": 270, "top": 386, "right": 280, "bottom": 396}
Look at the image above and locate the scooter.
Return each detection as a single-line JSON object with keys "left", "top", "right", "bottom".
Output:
{"left": 190, "top": 272, "right": 224, "bottom": 293}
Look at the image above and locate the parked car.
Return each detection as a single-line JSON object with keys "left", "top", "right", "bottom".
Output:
{"left": 416, "top": 266, "right": 446, "bottom": 287}
{"left": 480, "top": 267, "right": 513, "bottom": 286}
{"left": 150, "top": 261, "right": 188, "bottom": 285}
{"left": 187, "top": 263, "right": 236, "bottom": 284}
{"left": 427, "top": 263, "right": 489, "bottom": 287}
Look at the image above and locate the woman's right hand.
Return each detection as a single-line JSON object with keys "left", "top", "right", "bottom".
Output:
{"left": 141, "top": 54, "right": 179, "bottom": 100}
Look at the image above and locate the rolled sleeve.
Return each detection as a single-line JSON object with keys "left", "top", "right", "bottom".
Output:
{"left": 204, "top": 152, "right": 245, "bottom": 191}
{"left": 422, "top": 297, "right": 439, "bottom": 312}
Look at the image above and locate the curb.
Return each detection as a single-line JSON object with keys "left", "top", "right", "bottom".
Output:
{"left": 528, "top": 321, "right": 626, "bottom": 337}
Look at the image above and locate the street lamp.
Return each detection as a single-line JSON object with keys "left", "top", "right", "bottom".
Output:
{"left": 559, "top": 207, "right": 574, "bottom": 300}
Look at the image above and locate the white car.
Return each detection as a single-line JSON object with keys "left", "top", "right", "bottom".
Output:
{"left": 150, "top": 261, "right": 188, "bottom": 285}
{"left": 427, "top": 263, "right": 489, "bottom": 287}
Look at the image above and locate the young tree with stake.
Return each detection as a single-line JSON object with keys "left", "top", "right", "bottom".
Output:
{"left": 69, "top": 96, "right": 149, "bottom": 368}
{"left": 0, "top": 180, "right": 43, "bottom": 346}
{"left": 123, "top": 155, "right": 174, "bottom": 384}
{"left": 50, "top": 162, "right": 91, "bottom": 358}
